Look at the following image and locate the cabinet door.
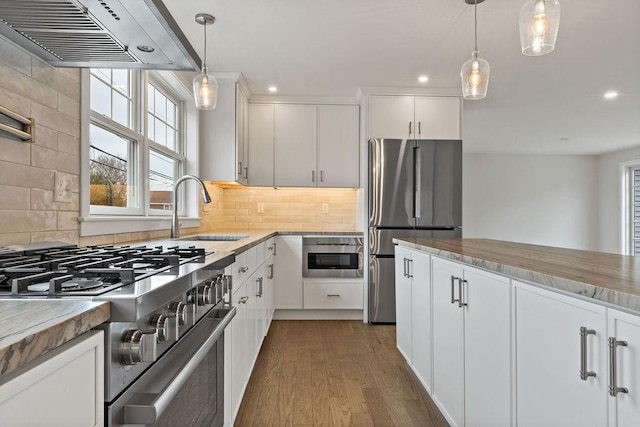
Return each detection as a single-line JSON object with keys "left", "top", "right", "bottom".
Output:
{"left": 248, "top": 103, "right": 275, "bottom": 186}
{"left": 463, "top": 267, "right": 511, "bottom": 427}
{"left": 394, "top": 246, "right": 413, "bottom": 362}
{"left": 411, "top": 250, "right": 432, "bottom": 392}
{"left": 317, "top": 105, "right": 359, "bottom": 187}
{"left": 274, "top": 236, "right": 303, "bottom": 309}
{"left": 414, "top": 97, "right": 461, "bottom": 140}
{"left": 431, "top": 257, "right": 464, "bottom": 427}
{"left": 608, "top": 308, "right": 640, "bottom": 427}
{"left": 274, "top": 104, "right": 317, "bottom": 187}
{"left": 369, "top": 95, "right": 415, "bottom": 139}
{"left": 515, "top": 281, "right": 607, "bottom": 427}
{"left": 230, "top": 281, "right": 248, "bottom": 421}
{"left": 236, "top": 84, "right": 248, "bottom": 185}
{"left": 0, "top": 330, "right": 103, "bottom": 427}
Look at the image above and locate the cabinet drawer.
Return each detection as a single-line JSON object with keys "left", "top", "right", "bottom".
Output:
{"left": 303, "top": 280, "right": 363, "bottom": 309}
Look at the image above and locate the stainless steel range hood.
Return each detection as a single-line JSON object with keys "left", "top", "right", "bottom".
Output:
{"left": 0, "top": 0, "right": 201, "bottom": 71}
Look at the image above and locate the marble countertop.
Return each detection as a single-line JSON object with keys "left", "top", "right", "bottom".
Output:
{"left": 0, "top": 300, "right": 110, "bottom": 379}
{"left": 394, "top": 238, "right": 640, "bottom": 314}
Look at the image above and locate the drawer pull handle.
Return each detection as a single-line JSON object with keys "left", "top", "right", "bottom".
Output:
{"left": 579, "top": 327, "right": 597, "bottom": 380}
{"left": 609, "top": 337, "right": 629, "bottom": 396}
{"left": 239, "top": 266, "right": 249, "bottom": 273}
{"left": 327, "top": 294, "right": 341, "bottom": 297}
{"left": 450, "top": 275, "right": 459, "bottom": 305}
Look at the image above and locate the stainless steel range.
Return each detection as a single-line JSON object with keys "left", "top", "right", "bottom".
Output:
{"left": 0, "top": 241, "right": 236, "bottom": 427}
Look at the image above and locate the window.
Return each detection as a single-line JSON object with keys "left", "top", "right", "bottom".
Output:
{"left": 81, "top": 69, "right": 199, "bottom": 236}
{"left": 627, "top": 165, "right": 640, "bottom": 255}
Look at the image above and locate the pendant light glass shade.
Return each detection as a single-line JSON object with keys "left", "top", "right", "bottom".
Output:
{"left": 519, "top": 0, "right": 561, "bottom": 56}
{"left": 193, "top": 67, "right": 218, "bottom": 110}
{"left": 461, "top": 50, "right": 490, "bottom": 100}
{"left": 193, "top": 13, "right": 218, "bottom": 110}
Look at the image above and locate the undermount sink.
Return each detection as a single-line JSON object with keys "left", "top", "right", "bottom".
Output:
{"left": 179, "top": 234, "right": 249, "bottom": 242}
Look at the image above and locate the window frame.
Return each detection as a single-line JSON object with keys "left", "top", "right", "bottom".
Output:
{"left": 79, "top": 69, "right": 201, "bottom": 237}
{"left": 621, "top": 160, "right": 640, "bottom": 255}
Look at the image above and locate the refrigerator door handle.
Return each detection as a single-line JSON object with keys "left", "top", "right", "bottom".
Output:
{"left": 414, "top": 146, "right": 421, "bottom": 219}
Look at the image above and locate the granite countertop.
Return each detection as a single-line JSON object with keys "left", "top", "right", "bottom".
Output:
{"left": 0, "top": 300, "right": 110, "bottom": 380}
{"left": 394, "top": 238, "right": 640, "bottom": 314}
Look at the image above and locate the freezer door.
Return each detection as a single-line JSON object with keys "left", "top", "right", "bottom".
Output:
{"left": 415, "top": 140, "right": 462, "bottom": 228}
{"left": 368, "top": 255, "right": 396, "bottom": 323}
{"left": 368, "top": 139, "right": 415, "bottom": 227}
{"left": 369, "top": 228, "right": 462, "bottom": 255}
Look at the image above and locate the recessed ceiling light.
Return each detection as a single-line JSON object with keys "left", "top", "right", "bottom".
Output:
{"left": 604, "top": 90, "right": 618, "bottom": 99}
{"left": 268, "top": 86, "right": 278, "bottom": 93}
{"left": 418, "top": 75, "right": 429, "bottom": 83}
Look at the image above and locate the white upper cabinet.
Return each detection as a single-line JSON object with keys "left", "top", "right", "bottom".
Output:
{"left": 369, "top": 95, "right": 461, "bottom": 140}
{"left": 200, "top": 76, "right": 250, "bottom": 184}
{"left": 317, "top": 105, "right": 359, "bottom": 188}
{"left": 250, "top": 103, "right": 360, "bottom": 188}
{"left": 274, "top": 104, "right": 318, "bottom": 187}
{"left": 247, "top": 103, "right": 275, "bottom": 186}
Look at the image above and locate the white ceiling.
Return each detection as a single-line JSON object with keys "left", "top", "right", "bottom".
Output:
{"left": 166, "top": 0, "right": 640, "bottom": 155}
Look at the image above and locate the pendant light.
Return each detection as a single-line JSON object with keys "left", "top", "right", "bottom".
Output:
{"left": 193, "top": 13, "right": 218, "bottom": 110}
{"left": 519, "top": 0, "right": 561, "bottom": 56}
{"left": 460, "top": 0, "right": 490, "bottom": 100}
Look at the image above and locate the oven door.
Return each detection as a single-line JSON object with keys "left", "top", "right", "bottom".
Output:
{"left": 107, "top": 306, "right": 236, "bottom": 427}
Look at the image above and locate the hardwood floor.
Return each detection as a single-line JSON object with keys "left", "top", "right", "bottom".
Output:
{"left": 234, "top": 320, "right": 448, "bottom": 427}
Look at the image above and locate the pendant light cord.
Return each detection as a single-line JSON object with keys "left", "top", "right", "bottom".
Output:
{"left": 202, "top": 22, "right": 208, "bottom": 70}
{"left": 474, "top": 0, "right": 478, "bottom": 52}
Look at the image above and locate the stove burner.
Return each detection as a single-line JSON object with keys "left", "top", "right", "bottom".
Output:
{"left": 27, "top": 278, "right": 104, "bottom": 292}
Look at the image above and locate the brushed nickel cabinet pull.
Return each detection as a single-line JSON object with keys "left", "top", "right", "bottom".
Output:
{"left": 239, "top": 296, "right": 249, "bottom": 304}
{"left": 237, "top": 162, "right": 242, "bottom": 175}
{"left": 409, "top": 121, "right": 412, "bottom": 136}
{"left": 312, "top": 170, "right": 316, "bottom": 182}
{"left": 450, "top": 276, "right": 459, "bottom": 305}
{"left": 320, "top": 170, "right": 324, "bottom": 182}
{"left": 418, "top": 121, "right": 422, "bottom": 135}
{"left": 458, "top": 278, "right": 468, "bottom": 308}
{"left": 609, "top": 337, "right": 629, "bottom": 396}
{"left": 407, "top": 259, "right": 413, "bottom": 279}
{"left": 243, "top": 167, "right": 248, "bottom": 179}
{"left": 403, "top": 258, "right": 408, "bottom": 277}
{"left": 327, "top": 294, "right": 340, "bottom": 297}
{"left": 579, "top": 327, "right": 597, "bottom": 380}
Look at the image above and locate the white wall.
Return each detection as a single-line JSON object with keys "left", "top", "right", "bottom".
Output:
{"left": 597, "top": 146, "right": 640, "bottom": 254}
{"left": 463, "top": 153, "right": 599, "bottom": 250}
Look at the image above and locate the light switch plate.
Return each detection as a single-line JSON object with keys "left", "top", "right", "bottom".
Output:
{"left": 54, "top": 171, "right": 72, "bottom": 203}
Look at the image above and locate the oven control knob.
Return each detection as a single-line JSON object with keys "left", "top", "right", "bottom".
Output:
{"left": 119, "top": 329, "right": 157, "bottom": 365}
{"left": 151, "top": 314, "right": 169, "bottom": 343}
{"left": 198, "top": 284, "right": 212, "bottom": 305}
{"left": 168, "top": 301, "right": 186, "bottom": 326}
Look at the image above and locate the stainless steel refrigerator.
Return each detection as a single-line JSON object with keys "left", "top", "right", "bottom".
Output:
{"left": 368, "top": 138, "right": 462, "bottom": 323}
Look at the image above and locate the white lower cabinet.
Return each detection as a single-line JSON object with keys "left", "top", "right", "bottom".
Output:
{"left": 0, "top": 330, "right": 104, "bottom": 427}
{"left": 514, "top": 280, "right": 608, "bottom": 427}
{"left": 274, "top": 236, "right": 303, "bottom": 309}
{"left": 608, "top": 308, "right": 640, "bottom": 426}
{"left": 225, "top": 242, "right": 276, "bottom": 427}
{"left": 394, "top": 246, "right": 432, "bottom": 391}
{"left": 303, "top": 279, "right": 363, "bottom": 309}
{"left": 431, "top": 256, "right": 511, "bottom": 427}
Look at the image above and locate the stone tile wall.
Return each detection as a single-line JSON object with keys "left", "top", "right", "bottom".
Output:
{"left": 0, "top": 40, "right": 81, "bottom": 246}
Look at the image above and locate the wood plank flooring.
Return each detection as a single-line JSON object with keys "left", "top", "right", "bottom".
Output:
{"left": 234, "top": 320, "right": 448, "bottom": 427}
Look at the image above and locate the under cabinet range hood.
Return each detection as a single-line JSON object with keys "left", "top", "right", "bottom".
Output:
{"left": 0, "top": 0, "right": 201, "bottom": 71}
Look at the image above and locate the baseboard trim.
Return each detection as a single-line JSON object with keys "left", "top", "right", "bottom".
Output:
{"left": 273, "top": 309, "right": 363, "bottom": 320}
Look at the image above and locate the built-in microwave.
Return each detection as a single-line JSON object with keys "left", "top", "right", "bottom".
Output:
{"left": 302, "top": 236, "right": 363, "bottom": 278}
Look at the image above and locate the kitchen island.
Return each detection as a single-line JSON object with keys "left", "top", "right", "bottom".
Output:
{"left": 394, "top": 237, "right": 640, "bottom": 313}
{"left": 393, "top": 237, "right": 640, "bottom": 427}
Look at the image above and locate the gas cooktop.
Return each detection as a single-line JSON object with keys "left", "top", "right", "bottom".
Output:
{"left": 0, "top": 241, "right": 210, "bottom": 297}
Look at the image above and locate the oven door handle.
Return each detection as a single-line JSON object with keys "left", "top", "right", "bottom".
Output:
{"left": 123, "top": 307, "right": 236, "bottom": 424}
